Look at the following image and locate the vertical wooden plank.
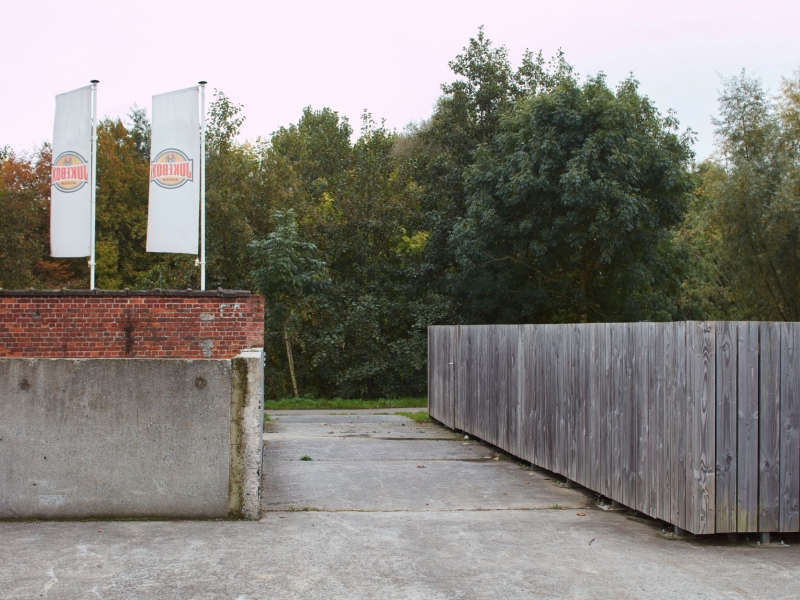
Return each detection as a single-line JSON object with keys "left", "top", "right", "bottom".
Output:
{"left": 507, "top": 325, "right": 520, "bottom": 457}
{"left": 473, "top": 326, "right": 481, "bottom": 441}
{"left": 623, "top": 323, "right": 637, "bottom": 509}
{"left": 638, "top": 323, "right": 650, "bottom": 516}
{"left": 780, "top": 322, "right": 800, "bottom": 532}
{"left": 651, "top": 323, "right": 665, "bottom": 520}
{"left": 673, "top": 321, "right": 687, "bottom": 530}
{"left": 685, "top": 322, "right": 696, "bottom": 532}
{"left": 437, "top": 327, "right": 447, "bottom": 426}
{"left": 664, "top": 322, "right": 676, "bottom": 524}
{"left": 587, "top": 324, "right": 598, "bottom": 491}
{"left": 759, "top": 322, "right": 781, "bottom": 532}
{"left": 452, "top": 326, "right": 460, "bottom": 429}
{"left": 483, "top": 324, "right": 491, "bottom": 443}
{"left": 516, "top": 326, "right": 525, "bottom": 461}
{"left": 581, "top": 324, "right": 591, "bottom": 488}
{"left": 532, "top": 325, "right": 542, "bottom": 466}
{"left": 535, "top": 324, "right": 545, "bottom": 467}
{"left": 466, "top": 326, "right": 476, "bottom": 434}
{"left": 688, "top": 321, "right": 716, "bottom": 534}
{"left": 433, "top": 326, "right": 444, "bottom": 424}
{"left": 640, "top": 324, "right": 650, "bottom": 515}
{"left": 715, "top": 321, "right": 737, "bottom": 533}
{"left": 545, "top": 324, "right": 557, "bottom": 472}
{"left": 494, "top": 325, "right": 506, "bottom": 450}
{"left": 521, "top": 325, "right": 534, "bottom": 464}
{"left": 737, "top": 321, "right": 759, "bottom": 532}
{"left": 612, "top": 323, "right": 624, "bottom": 502}
{"left": 651, "top": 323, "right": 672, "bottom": 522}
{"left": 569, "top": 324, "right": 581, "bottom": 483}
{"left": 428, "top": 326, "right": 435, "bottom": 421}
{"left": 455, "top": 326, "right": 464, "bottom": 431}
{"left": 555, "top": 325, "right": 565, "bottom": 476}
{"left": 602, "top": 323, "right": 613, "bottom": 498}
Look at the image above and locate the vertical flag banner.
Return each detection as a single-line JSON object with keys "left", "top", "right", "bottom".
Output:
{"left": 51, "top": 85, "right": 92, "bottom": 257}
{"left": 147, "top": 87, "right": 200, "bottom": 254}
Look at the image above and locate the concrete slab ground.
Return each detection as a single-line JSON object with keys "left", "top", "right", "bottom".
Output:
{"left": 1, "top": 409, "right": 799, "bottom": 599}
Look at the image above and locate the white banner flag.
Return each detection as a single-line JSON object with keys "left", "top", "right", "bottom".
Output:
{"left": 146, "top": 87, "right": 200, "bottom": 254}
{"left": 51, "top": 85, "right": 92, "bottom": 257}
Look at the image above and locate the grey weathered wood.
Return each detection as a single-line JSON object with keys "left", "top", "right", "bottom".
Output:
{"left": 430, "top": 320, "right": 800, "bottom": 536}
{"left": 673, "top": 322, "right": 689, "bottom": 529}
{"left": 602, "top": 323, "right": 613, "bottom": 498}
{"left": 737, "top": 321, "right": 759, "bottom": 532}
{"left": 636, "top": 323, "right": 649, "bottom": 516}
{"left": 530, "top": 325, "right": 542, "bottom": 466}
{"left": 715, "top": 320, "right": 737, "bottom": 533}
{"left": 569, "top": 324, "right": 581, "bottom": 483}
{"left": 685, "top": 322, "right": 698, "bottom": 532}
{"left": 624, "top": 323, "right": 637, "bottom": 509}
{"left": 508, "top": 325, "right": 521, "bottom": 458}
{"left": 555, "top": 326, "right": 565, "bottom": 476}
{"left": 688, "top": 322, "right": 715, "bottom": 534}
{"left": 493, "top": 326, "right": 502, "bottom": 449}
{"left": 520, "top": 325, "right": 533, "bottom": 463}
{"left": 587, "top": 324, "right": 598, "bottom": 491}
{"left": 780, "top": 322, "right": 800, "bottom": 532}
{"left": 658, "top": 323, "right": 677, "bottom": 523}
{"left": 651, "top": 323, "right": 665, "bottom": 521}
{"left": 545, "top": 325, "right": 557, "bottom": 472}
{"left": 759, "top": 322, "right": 781, "bottom": 532}
{"left": 611, "top": 324, "right": 624, "bottom": 501}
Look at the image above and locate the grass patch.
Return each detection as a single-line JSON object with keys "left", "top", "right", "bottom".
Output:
{"left": 263, "top": 413, "right": 272, "bottom": 422}
{"left": 300, "top": 455, "right": 312, "bottom": 461}
{"left": 395, "top": 410, "right": 432, "bottom": 423}
{"left": 285, "top": 506, "right": 320, "bottom": 512}
{"left": 264, "top": 397, "right": 427, "bottom": 410}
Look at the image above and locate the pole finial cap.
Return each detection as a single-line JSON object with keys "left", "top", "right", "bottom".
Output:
{"left": 198, "top": 80, "right": 207, "bottom": 85}
{"left": 90, "top": 79, "right": 99, "bottom": 84}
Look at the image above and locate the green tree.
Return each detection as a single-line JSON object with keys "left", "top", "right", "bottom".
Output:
{"left": 0, "top": 145, "right": 51, "bottom": 288}
{"left": 406, "top": 30, "right": 576, "bottom": 325}
{"left": 250, "top": 209, "right": 328, "bottom": 397}
{"left": 698, "top": 71, "right": 800, "bottom": 319}
{"left": 451, "top": 74, "right": 694, "bottom": 323}
{"left": 94, "top": 116, "right": 150, "bottom": 289}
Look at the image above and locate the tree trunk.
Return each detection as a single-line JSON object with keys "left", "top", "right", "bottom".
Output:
{"left": 284, "top": 322, "right": 299, "bottom": 399}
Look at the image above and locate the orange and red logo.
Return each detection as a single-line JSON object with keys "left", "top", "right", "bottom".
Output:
{"left": 51, "top": 151, "right": 89, "bottom": 193}
{"left": 150, "top": 149, "right": 193, "bottom": 189}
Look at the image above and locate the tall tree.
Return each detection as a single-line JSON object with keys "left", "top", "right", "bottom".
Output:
{"left": 251, "top": 209, "right": 328, "bottom": 398}
{"left": 451, "top": 74, "right": 694, "bottom": 323}
{"left": 698, "top": 71, "right": 800, "bottom": 320}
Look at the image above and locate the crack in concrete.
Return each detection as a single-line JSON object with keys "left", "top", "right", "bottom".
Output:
{"left": 261, "top": 507, "right": 586, "bottom": 514}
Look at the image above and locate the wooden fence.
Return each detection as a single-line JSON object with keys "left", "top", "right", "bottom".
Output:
{"left": 428, "top": 322, "right": 800, "bottom": 535}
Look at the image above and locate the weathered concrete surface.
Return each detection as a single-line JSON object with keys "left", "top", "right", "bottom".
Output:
{"left": 229, "top": 349, "right": 265, "bottom": 519}
{"left": 263, "top": 457, "right": 586, "bottom": 511}
{"left": 264, "top": 437, "right": 489, "bottom": 461}
{"left": 2, "top": 410, "right": 799, "bottom": 598}
{"left": 265, "top": 415, "right": 460, "bottom": 440}
{"left": 1, "top": 507, "right": 799, "bottom": 598}
{"left": 1, "top": 352, "right": 266, "bottom": 520}
{"left": 0, "top": 358, "right": 232, "bottom": 519}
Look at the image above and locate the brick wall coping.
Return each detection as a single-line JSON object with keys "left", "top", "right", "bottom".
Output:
{"left": 0, "top": 289, "right": 253, "bottom": 298}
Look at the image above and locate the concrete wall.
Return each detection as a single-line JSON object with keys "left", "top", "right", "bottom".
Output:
{"left": 0, "top": 351, "right": 264, "bottom": 520}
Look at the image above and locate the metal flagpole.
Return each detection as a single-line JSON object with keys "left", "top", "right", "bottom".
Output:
{"left": 89, "top": 79, "right": 99, "bottom": 290}
{"left": 199, "top": 81, "right": 207, "bottom": 290}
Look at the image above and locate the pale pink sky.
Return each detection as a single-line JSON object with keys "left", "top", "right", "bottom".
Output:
{"left": 2, "top": 0, "right": 798, "bottom": 159}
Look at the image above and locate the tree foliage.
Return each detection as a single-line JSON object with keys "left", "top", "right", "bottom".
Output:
{"left": 684, "top": 70, "right": 800, "bottom": 320}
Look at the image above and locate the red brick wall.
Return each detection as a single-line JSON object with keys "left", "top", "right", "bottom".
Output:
{"left": 0, "top": 290, "right": 264, "bottom": 359}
